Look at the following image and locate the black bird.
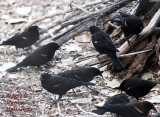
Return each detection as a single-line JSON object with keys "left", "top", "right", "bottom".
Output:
{"left": 40, "top": 73, "right": 96, "bottom": 105}
{"left": 92, "top": 93, "right": 130, "bottom": 115}
{"left": 6, "top": 42, "right": 59, "bottom": 72}
{"left": 135, "top": 0, "right": 156, "bottom": 16}
{"left": 0, "top": 26, "right": 40, "bottom": 50}
{"left": 57, "top": 67, "right": 102, "bottom": 82}
{"left": 96, "top": 101, "right": 156, "bottom": 117}
{"left": 155, "top": 114, "right": 160, "bottom": 117}
{"left": 89, "top": 26, "right": 124, "bottom": 71}
{"left": 111, "top": 12, "right": 144, "bottom": 36}
{"left": 120, "top": 78, "right": 160, "bottom": 100}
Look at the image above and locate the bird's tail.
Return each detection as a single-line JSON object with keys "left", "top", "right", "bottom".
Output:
{"left": 82, "top": 82, "right": 99, "bottom": 95}
{"left": 81, "top": 82, "right": 95, "bottom": 86}
{"left": 95, "top": 106, "right": 108, "bottom": 111}
{"left": 135, "top": 8, "right": 142, "bottom": 16}
{"left": 111, "top": 55, "right": 124, "bottom": 71}
{"left": 6, "top": 65, "right": 20, "bottom": 72}
{"left": 67, "top": 78, "right": 99, "bottom": 95}
{"left": 67, "top": 78, "right": 95, "bottom": 86}
{"left": 0, "top": 43, "right": 3, "bottom": 46}
{"left": 92, "top": 108, "right": 106, "bottom": 115}
{"left": 156, "top": 81, "right": 160, "bottom": 84}
{"left": 111, "top": 18, "right": 121, "bottom": 24}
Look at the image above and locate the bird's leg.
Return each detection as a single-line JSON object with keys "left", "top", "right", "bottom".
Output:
{"left": 36, "top": 66, "right": 43, "bottom": 72}
{"left": 96, "top": 54, "right": 103, "bottom": 64}
{"left": 50, "top": 95, "right": 62, "bottom": 107}
{"left": 72, "top": 89, "right": 78, "bottom": 97}
{"left": 16, "top": 48, "right": 20, "bottom": 55}
{"left": 127, "top": 40, "right": 136, "bottom": 52}
{"left": 124, "top": 34, "right": 136, "bottom": 51}
{"left": 85, "top": 85, "right": 99, "bottom": 95}
{"left": 23, "top": 48, "right": 30, "bottom": 55}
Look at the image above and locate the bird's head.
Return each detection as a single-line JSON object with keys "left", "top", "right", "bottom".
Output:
{"left": 140, "top": 101, "right": 157, "bottom": 114}
{"left": 48, "top": 42, "right": 60, "bottom": 50}
{"left": 144, "top": 101, "right": 157, "bottom": 111}
{"left": 89, "top": 26, "right": 102, "bottom": 34}
{"left": 119, "top": 79, "right": 128, "bottom": 91}
{"left": 28, "top": 26, "right": 40, "bottom": 32}
{"left": 90, "top": 67, "right": 103, "bottom": 77}
{"left": 39, "top": 73, "right": 52, "bottom": 82}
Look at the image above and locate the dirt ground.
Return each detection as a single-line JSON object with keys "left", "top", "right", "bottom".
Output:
{"left": 0, "top": 0, "right": 159, "bottom": 117}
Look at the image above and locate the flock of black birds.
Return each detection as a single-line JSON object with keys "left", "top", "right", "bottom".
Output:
{"left": 1, "top": 0, "right": 160, "bottom": 116}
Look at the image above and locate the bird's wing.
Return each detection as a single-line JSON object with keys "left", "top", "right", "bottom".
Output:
{"left": 19, "top": 46, "right": 49, "bottom": 65}
{"left": 3, "top": 33, "right": 22, "bottom": 45}
{"left": 92, "top": 33, "right": 119, "bottom": 52}
{"left": 126, "top": 79, "right": 153, "bottom": 92}
{"left": 51, "top": 75, "right": 80, "bottom": 90}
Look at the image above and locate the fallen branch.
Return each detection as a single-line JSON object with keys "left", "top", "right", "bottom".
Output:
{"left": 61, "top": 0, "right": 134, "bottom": 27}
{"left": 125, "top": 35, "right": 157, "bottom": 79}
{"left": 75, "top": 49, "right": 153, "bottom": 67}
{"left": 53, "top": 0, "right": 136, "bottom": 46}
{"left": 155, "top": 37, "right": 160, "bottom": 66}
{"left": 118, "top": 49, "right": 153, "bottom": 58}
{"left": 107, "top": 22, "right": 119, "bottom": 29}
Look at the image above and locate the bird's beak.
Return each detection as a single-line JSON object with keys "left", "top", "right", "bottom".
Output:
{"left": 39, "top": 76, "right": 42, "bottom": 81}
{"left": 100, "top": 73, "right": 103, "bottom": 77}
{"left": 86, "top": 25, "right": 90, "bottom": 31}
{"left": 117, "top": 86, "right": 122, "bottom": 92}
{"left": 153, "top": 107, "right": 158, "bottom": 112}
{"left": 119, "top": 12, "right": 123, "bottom": 15}
{"left": 99, "top": 71, "right": 103, "bottom": 77}
{"left": 58, "top": 47, "right": 61, "bottom": 50}
{"left": 38, "top": 27, "right": 42, "bottom": 30}
{"left": 86, "top": 28, "right": 89, "bottom": 31}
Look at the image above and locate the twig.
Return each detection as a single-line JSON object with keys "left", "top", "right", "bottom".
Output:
{"left": 74, "top": 53, "right": 98, "bottom": 61}
{"left": 118, "top": 49, "right": 153, "bottom": 58}
{"left": 57, "top": 102, "right": 63, "bottom": 117}
{"left": 38, "top": 11, "right": 82, "bottom": 42}
{"left": 25, "top": 11, "right": 67, "bottom": 30}
{"left": 81, "top": 0, "right": 114, "bottom": 8}
{"left": 76, "top": 104, "right": 96, "bottom": 115}
{"left": 25, "top": 3, "right": 82, "bottom": 31}
{"left": 75, "top": 56, "right": 109, "bottom": 67}
{"left": 75, "top": 49, "right": 153, "bottom": 67}
{"left": 71, "top": 3, "right": 89, "bottom": 13}
{"left": 107, "top": 22, "right": 119, "bottom": 29}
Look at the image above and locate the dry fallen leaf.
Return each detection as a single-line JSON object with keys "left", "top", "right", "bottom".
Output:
{"left": 61, "top": 57, "right": 75, "bottom": 67}
{"left": 0, "top": 62, "right": 15, "bottom": 71}
{"left": 141, "top": 72, "right": 153, "bottom": 80}
{"left": 7, "top": 74, "right": 19, "bottom": 79}
{"left": 146, "top": 96, "right": 160, "bottom": 104}
{"left": 15, "top": 7, "right": 31, "bottom": 15}
{"left": 8, "top": 18, "right": 27, "bottom": 24}
{"left": 62, "top": 43, "right": 82, "bottom": 52}
{"left": 70, "top": 98, "right": 93, "bottom": 104}
{"left": 106, "top": 79, "right": 121, "bottom": 88}
{"left": 102, "top": 71, "right": 112, "bottom": 78}
{"left": 75, "top": 32, "right": 91, "bottom": 43}
{"left": 100, "top": 89, "right": 109, "bottom": 95}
